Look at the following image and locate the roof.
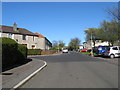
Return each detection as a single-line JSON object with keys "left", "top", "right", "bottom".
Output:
{"left": 35, "top": 32, "right": 52, "bottom": 45}
{"left": 0, "top": 25, "right": 37, "bottom": 36}
{"left": 34, "top": 32, "right": 45, "bottom": 38}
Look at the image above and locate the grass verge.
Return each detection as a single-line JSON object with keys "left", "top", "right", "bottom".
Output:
{"left": 80, "top": 52, "right": 97, "bottom": 56}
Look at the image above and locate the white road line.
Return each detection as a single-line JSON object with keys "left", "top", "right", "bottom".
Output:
{"left": 11, "top": 61, "right": 47, "bottom": 90}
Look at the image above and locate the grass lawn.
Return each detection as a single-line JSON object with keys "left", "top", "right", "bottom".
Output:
{"left": 80, "top": 52, "right": 97, "bottom": 56}
{"left": 80, "top": 52, "right": 90, "bottom": 55}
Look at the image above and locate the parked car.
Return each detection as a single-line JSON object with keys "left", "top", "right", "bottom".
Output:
{"left": 62, "top": 48, "right": 68, "bottom": 53}
{"left": 103, "top": 46, "right": 120, "bottom": 58}
{"left": 79, "top": 49, "right": 89, "bottom": 52}
{"left": 93, "top": 46, "right": 110, "bottom": 56}
{"left": 79, "top": 49, "right": 91, "bottom": 52}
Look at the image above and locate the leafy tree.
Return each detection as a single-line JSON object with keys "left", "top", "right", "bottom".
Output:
{"left": 58, "top": 40, "right": 65, "bottom": 51}
{"left": 68, "top": 37, "right": 80, "bottom": 51}
{"left": 100, "top": 20, "right": 118, "bottom": 46}
{"left": 50, "top": 40, "right": 65, "bottom": 50}
{"left": 84, "top": 28, "right": 101, "bottom": 47}
{"left": 50, "top": 40, "right": 59, "bottom": 50}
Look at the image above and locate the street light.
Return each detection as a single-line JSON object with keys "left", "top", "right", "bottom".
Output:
{"left": 90, "top": 31, "right": 93, "bottom": 56}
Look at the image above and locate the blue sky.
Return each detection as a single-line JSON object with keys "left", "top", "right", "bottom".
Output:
{"left": 2, "top": 2, "right": 118, "bottom": 46}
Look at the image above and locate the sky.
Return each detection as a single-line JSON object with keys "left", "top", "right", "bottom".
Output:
{"left": 2, "top": 2, "right": 118, "bottom": 46}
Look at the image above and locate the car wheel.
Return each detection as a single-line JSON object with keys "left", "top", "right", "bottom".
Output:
{"left": 110, "top": 54, "right": 115, "bottom": 59}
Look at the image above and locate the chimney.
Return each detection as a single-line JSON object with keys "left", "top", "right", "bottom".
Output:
{"left": 13, "top": 22, "right": 17, "bottom": 31}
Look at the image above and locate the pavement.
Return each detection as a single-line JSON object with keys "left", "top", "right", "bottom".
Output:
{"left": 2, "top": 58, "right": 47, "bottom": 89}
{"left": 2, "top": 52, "right": 61, "bottom": 89}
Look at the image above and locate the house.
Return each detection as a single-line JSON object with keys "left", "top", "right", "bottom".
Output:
{"left": 35, "top": 33, "right": 52, "bottom": 50}
{"left": 83, "top": 40, "right": 110, "bottom": 49}
{"left": 79, "top": 45, "right": 84, "bottom": 50}
{"left": 0, "top": 23, "right": 52, "bottom": 50}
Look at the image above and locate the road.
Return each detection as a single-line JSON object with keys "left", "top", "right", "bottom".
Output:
{"left": 20, "top": 52, "right": 118, "bottom": 88}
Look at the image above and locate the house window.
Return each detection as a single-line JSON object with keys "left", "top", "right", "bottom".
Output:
{"left": 32, "top": 45, "right": 35, "bottom": 49}
{"left": 23, "top": 35, "right": 26, "bottom": 40}
{"left": 22, "top": 44, "right": 27, "bottom": 47}
{"left": 16, "top": 39, "right": 18, "bottom": 42}
{"left": 8, "top": 33, "right": 13, "bottom": 39}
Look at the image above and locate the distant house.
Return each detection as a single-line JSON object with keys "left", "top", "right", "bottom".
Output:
{"left": 0, "top": 23, "right": 52, "bottom": 50}
{"left": 83, "top": 40, "right": 110, "bottom": 49}
{"left": 79, "top": 45, "right": 84, "bottom": 50}
{"left": 35, "top": 33, "right": 52, "bottom": 50}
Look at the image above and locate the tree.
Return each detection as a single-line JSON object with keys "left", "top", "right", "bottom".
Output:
{"left": 50, "top": 40, "right": 59, "bottom": 50}
{"left": 100, "top": 20, "right": 118, "bottom": 46}
{"left": 107, "top": 6, "right": 120, "bottom": 21}
{"left": 58, "top": 40, "right": 65, "bottom": 51}
{"left": 84, "top": 28, "right": 101, "bottom": 47}
{"left": 107, "top": 6, "right": 120, "bottom": 42}
{"left": 50, "top": 40, "right": 65, "bottom": 50}
{"left": 68, "top": 37, "right": 80, "bottom": 51}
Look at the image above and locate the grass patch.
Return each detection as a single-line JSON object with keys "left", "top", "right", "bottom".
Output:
{"left": 80, "top": 52, "right": 90, "bottom": 55}
{"left": 80, "top": 52, "right": 97, "bottom": 56}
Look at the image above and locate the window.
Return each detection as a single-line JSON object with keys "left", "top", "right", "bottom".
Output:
{"left": 23, "top": 35, "right": 26, "bottom": 40}
{"left": 16, "top": 39, "right": 18, "bottom": 42}
{"left": 112, "top": 47, "right": 118, "bottom": 50}
{"left": 22, "top": 44, "right": 27, "bottom": 47}
{"left": 32, "top": 45, "right": 35, "bottom": 49}
{"left": 8, "top": 33, "right": 13, "bottom": 39}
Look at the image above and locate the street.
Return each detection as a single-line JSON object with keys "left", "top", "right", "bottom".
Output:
{"left": 20, "top": 52, "right": 118, "bottom": 88}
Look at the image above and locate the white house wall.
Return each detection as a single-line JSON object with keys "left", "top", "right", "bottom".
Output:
{"left": 36, "top": 38, "right": 45, "bottom": 50}
{"left": 1, "top": 33, "right": 39, "bottom": 49}
{"left": 1, "top": 32, "right": 52, "bottom": 50}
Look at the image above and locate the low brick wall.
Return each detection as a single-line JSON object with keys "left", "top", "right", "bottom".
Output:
{"left": 41, "top": 50, "right": 58, "bottom": 55}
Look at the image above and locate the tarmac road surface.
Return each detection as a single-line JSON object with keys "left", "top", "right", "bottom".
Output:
{"left": 20, "top": 51, "right": 118, "bottom": 88}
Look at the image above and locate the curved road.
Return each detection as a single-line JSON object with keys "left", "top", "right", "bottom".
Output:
{"left": 20, "top": 52, "right": 118, "bottom": 88}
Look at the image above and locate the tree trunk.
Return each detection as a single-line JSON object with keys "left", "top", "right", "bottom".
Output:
{"left": 93, "top": 40, "right": 95, "bottom": 48}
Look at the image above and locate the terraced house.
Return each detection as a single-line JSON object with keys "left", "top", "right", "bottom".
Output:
{"left": 0, "top": 23, "right": 52, "bottom": 50}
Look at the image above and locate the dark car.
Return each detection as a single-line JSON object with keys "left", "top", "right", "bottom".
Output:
{"left": 93, "top": 46, "right": 110, "bottom": 56}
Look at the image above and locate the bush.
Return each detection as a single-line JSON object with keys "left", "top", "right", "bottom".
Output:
{"left": 2, "top": 37, "right": 18, "bottom": 68}
{"left": 17, "top": 44, "right": 28, "bottom": 63}
{"left": 2, "top": 37, "right": 28, "bottom": 68}
{"left": 28, "top": 49, "right": 42, "bottom": 55}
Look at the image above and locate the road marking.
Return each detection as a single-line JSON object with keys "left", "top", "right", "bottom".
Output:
{"left": 11, "top": 61, "right": 47, "bottom": 90}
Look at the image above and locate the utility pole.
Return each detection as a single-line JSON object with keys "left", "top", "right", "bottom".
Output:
{"left": 90, "top": 31, "right": 93, "bottom": 56}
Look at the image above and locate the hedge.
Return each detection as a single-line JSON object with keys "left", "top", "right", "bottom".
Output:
{"left": 17, "top": 44, "right": 28, "bottom": 63}
{"left": 28, "top": 49, "right": 42, "bottom": 55}
{"left": 2, "top": 37, "right": 28, "bottom": 69}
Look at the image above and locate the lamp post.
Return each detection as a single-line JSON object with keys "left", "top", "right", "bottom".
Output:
{"left": 90, "top": 31, "right": 93, "bottom": 56}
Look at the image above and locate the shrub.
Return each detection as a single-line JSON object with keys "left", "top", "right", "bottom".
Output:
{"left": 2, "top": 37, "right": 28, "bottom": 68}
{"left": 28, "top": 49, "right": 42, "bottom": 55}
{"left": 2, "top": 37, "right": 18, "bottom": 68}
{"left": 17, "top": 44, "right": 28, "bottom": 63}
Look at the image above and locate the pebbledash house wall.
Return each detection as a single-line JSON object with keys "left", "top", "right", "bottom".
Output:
{"left": 36, "top": 38, "right": 45, "bottom": 50}
{"left": 36, "top": 37, "right": 52, "bottom": 50}
{"left": 1, "top": 32, "right": 39, "bottom": 49}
